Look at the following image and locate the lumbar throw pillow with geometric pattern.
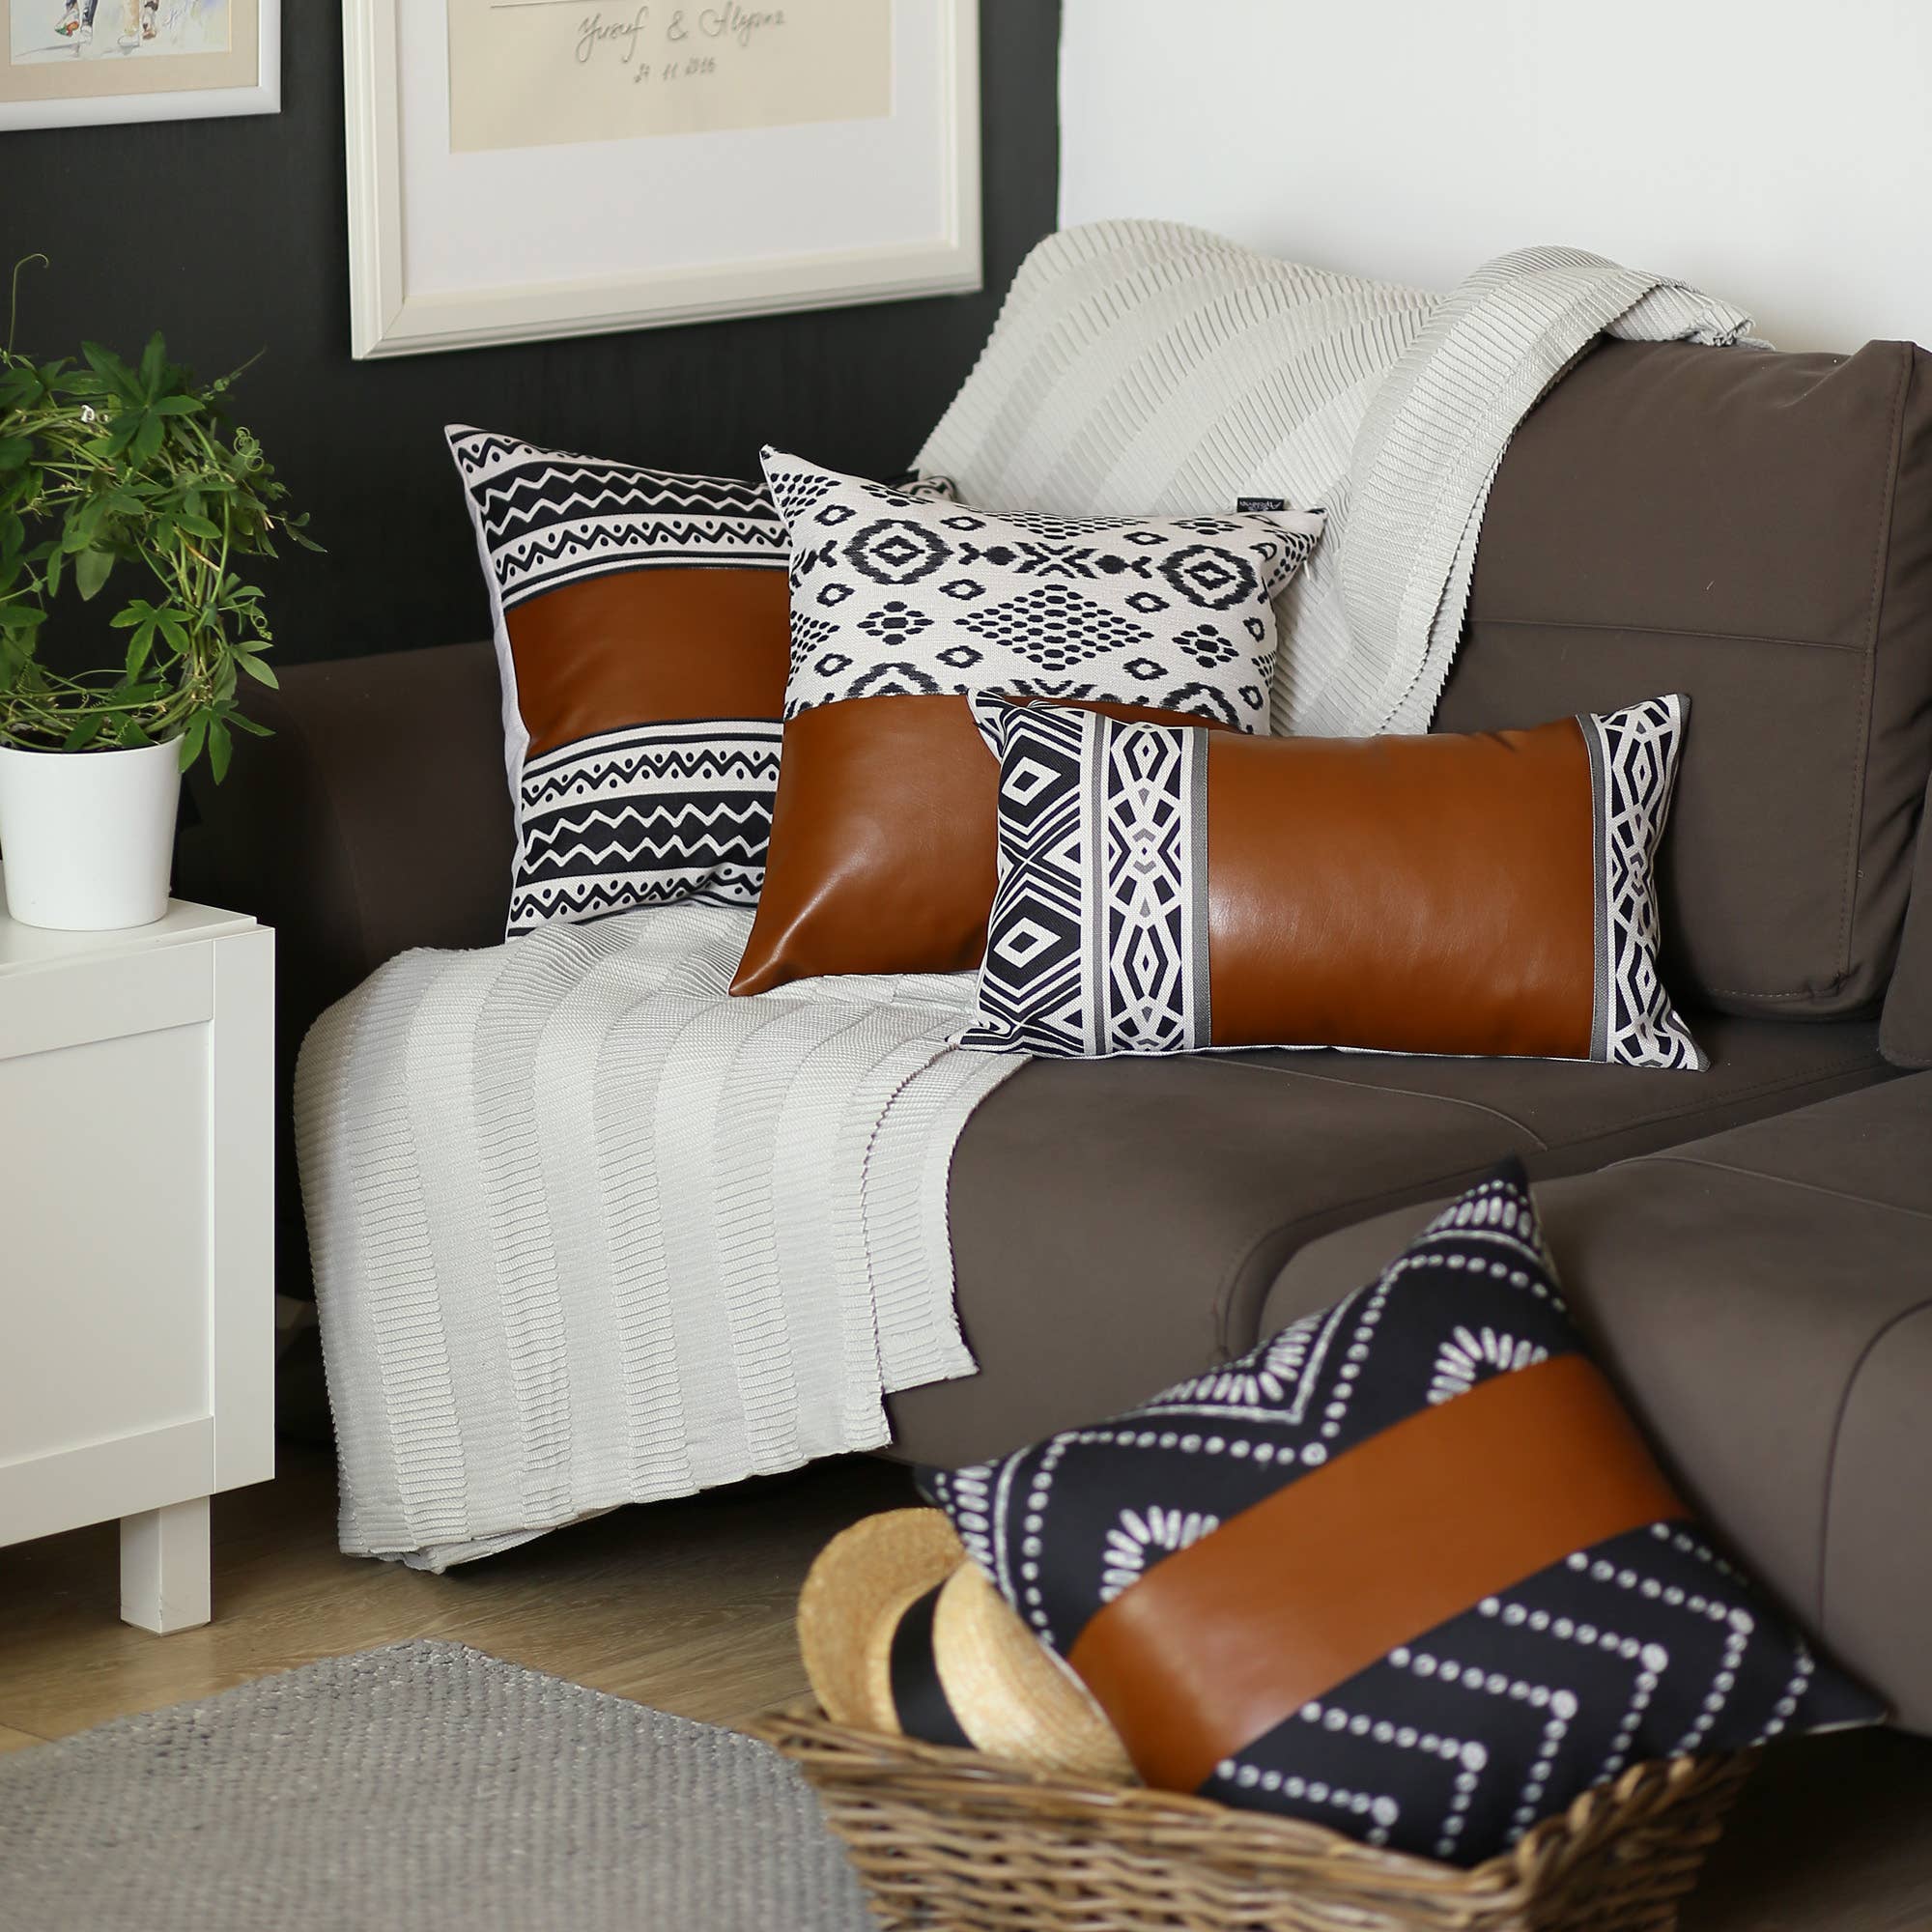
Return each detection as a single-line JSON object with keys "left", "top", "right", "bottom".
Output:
{"left": 447, "top": 425, "right": 950, "bottom": 935}
{"left": 922, "top": 1161, "right": 1882, "bottom": 1866}
{"left": 955, "top": 694, "right": 1706, "bottom": 1068}
{"left": 761, "top": 445, "right": 1324, "bottom": 728}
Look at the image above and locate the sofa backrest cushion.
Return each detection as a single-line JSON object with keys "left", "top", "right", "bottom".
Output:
{"left": 1437, "top": 337, "right": 1932, "bottom": 1019}
{"left": 1882, "top": 772, "right": 1932, "bottom": 1066}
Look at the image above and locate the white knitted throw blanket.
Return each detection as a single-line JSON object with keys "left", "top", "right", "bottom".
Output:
{"left": 298, "top": 227, "right": 1756, "bottom": 1571}
{"left": 918, "top": 222, "right": 1761, "bottom": 735}
{"left": 297, "top": 906, "right": 1010, "bottom": 1570}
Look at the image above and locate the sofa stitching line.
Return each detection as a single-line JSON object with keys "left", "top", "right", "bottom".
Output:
{"left": 1211, "top": 1062, "right": 1549, "bottom": 1146}
{"left": 1205, "top": 1055, "right": 1885, "bottom": 1357}
{"left": 1627, "top": 1151, "right": 1932, "bottom": 1224}
{"left": 1208, "top": 1156, "right": 1511, "bottom": 1360}
{"left": 1235, "top": 1049, "right": 1879, "bottom": 1145}
{"left": 1831, "top": 344, "right": 1910, "bottom": 997}
{"left": 1699, "top": 983, "right": 1849, "bottom": 1001}
{"left": 1472, "top": 615, "right": 1863, "bottom": 654}
{"left": 1818, "top": 1298, "right": 1932, "bottom": 1634}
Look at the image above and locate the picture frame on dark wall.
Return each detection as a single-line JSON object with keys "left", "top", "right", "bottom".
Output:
{"left": 0, "top": 0, "right": 279, "bottom": 130}
{"left": 342, "top": 0, "right": 982, "bottom": 360}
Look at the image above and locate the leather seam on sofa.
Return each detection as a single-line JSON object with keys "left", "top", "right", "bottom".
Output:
{"left": 1833, "top": 341, "right": 1914, "bottom": 1014}
{"left": 1634, "top": 1153, "right": 1932, "bottom": 1223}
{"left": 1249, "top": 1047, "right": 1882, "bottom": 1147}
{"left": 1821, "top": 1297, "right": 1932, "bottom": 1633}
{"left": 1471, "top": 616, "right": 1869, "bottom": 655}
{"left": 1221, "top": 1063, "right": 1552, "bottom": 1147}
{"left": 1204, "top": 1056, "right": 1893, "bottom": 1360}
{"left": 1207, "top": 1157, "right": 1516, "bottom": 1360}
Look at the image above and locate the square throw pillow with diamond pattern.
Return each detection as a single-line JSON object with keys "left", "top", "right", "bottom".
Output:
{"left": 955, "top": 694, "right": 1705, "bottom": 1068}
{"left": 729, "top": 450, "right": 1324, "bottom": 994}
{"left": 922, "top": 1161, "right": 1881, "bottom": 1866}
{"left": 448, "top": 425, "right": 950, "bottom": 935}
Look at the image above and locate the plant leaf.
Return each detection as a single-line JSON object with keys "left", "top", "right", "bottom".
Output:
{"left": 138, "top": 332, "right": 166, "bottom": 399}
{"left": 74, "top": 548, "right": 113, "bottom": 602}
{"left": 177, "top": 715, "right": 207, "bottom": 772}
{"left": 237, "top": 651, "right": 278, "bottom": 687}
{"left": 130, "top": 412, "right": 165, "bottom": 468}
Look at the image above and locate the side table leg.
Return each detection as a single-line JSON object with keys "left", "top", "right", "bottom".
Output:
{"left": 120, "top": 1496, "right": 213, "bottom": 1633}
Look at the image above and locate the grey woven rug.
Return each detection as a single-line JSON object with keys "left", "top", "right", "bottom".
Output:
{"left": 0, "top": 1640, "right": 872, "bottom": 1931}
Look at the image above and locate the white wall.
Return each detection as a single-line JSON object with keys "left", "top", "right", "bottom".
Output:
{"left": 1059, "top": 0, "right": 1932, "bottom": 351}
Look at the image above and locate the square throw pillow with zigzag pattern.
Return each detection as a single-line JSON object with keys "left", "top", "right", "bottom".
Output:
{"left": 447, "top": 425, "right": 950, "bottom": 935}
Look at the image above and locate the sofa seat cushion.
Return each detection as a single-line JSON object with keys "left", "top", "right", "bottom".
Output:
{"left": 1256, "top": 1075, "right": 1932, "bottom": 1733}
{"left": 887, "top": 1015, "right": 1890, "bottom": 1468}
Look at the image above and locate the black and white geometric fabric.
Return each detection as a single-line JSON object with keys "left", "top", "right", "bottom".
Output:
{"left": 1581, "top": 696, "right": 1703, "bottom": 1069}
{"left": 447, "top": 425, "right": 952, "bottom": 934}
{"left": 760, "top": 447, "right": 1323, "bottom": 728}
{"left": 450, "top": 424, "right": 792, "bottom": 607}
{"left": 922, "top": 1164, "right": 1881, "bottom": 1866}
{"left": 957, "top": 700, "right": 1209, "bottom": 1057}
{"left": 954, "top": 695, "right": 1705, "bottom": 1068}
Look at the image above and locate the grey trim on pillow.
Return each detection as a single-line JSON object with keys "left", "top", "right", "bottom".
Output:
{"left": 1584, "top": 719, "right": 1610, "bottom": 1063}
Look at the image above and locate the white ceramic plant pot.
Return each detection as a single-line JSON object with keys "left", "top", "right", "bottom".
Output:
{"left": 0, "top": 736, "right": 182, "bottom": 930}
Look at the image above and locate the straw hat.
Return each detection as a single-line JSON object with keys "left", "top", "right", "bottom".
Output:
{"left": 798, "top": 1508, "right": 1134, "bottom": 1783}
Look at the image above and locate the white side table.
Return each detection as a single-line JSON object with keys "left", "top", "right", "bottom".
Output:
{"left": 0, "top": 870, "right": 274, "bottom": 1632}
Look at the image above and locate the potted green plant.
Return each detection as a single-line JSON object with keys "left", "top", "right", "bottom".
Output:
{"left": 0, "top": 268, "right": 314, "bottom": 930}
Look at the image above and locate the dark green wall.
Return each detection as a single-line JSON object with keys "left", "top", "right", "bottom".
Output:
{"left": 0, "top": 5, "right": 1061, "bottom": 666}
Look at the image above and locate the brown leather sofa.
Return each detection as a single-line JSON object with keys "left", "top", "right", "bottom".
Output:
{"left": 177, "top": 332, "right": 1932, "bottom": 1737}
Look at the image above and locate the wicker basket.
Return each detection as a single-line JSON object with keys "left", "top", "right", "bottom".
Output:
{"left": 759, "top": 1704, "right": 1753, "bottom": 1932}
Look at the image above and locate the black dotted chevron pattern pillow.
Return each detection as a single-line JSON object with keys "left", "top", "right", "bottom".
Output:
{"left": 760, "top": 446, "right": 1324, "bottom": 729}
{"left": 922, "top": 1163, "right": 1880, "bottom": 1866}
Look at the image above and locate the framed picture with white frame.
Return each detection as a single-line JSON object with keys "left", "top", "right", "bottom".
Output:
{"left": 342, "top": 0, "right": 981, "bottom": 361}
{"left": 0, "top": 0, "right": 278, "bottom": 131}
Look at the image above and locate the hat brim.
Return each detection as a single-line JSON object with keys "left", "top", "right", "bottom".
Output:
{"left": 799, "top": 1507, "right": 1134, "bottom": 1784}
{"left": 935, "top": 1560, "right": 1136, "bottom": 1782}
{"left": 798, "top": 1508, "right": 964, "bottom": 1733}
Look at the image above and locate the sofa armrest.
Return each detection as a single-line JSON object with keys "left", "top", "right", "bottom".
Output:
{"left": 176, "top": 639, "right": 512, "bottom": 1028}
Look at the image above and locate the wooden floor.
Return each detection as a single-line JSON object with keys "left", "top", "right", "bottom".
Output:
{"left": 0, "top": 1445, "right": 913, "bottom": 1743}
{"left": 2, "top": 1449, "right": 1929, "bottom": 1930}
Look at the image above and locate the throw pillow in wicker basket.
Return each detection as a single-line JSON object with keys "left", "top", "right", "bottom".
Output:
{"left": 916, "top": 1160, "right": 1880, "bottom": 1866}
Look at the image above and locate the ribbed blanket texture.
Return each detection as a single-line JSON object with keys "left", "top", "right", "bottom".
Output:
{"left": 299, "top": 225, "right": 1755, "bottom": 1568}
{"left": 918, "top": 222, "right": 1760, "bottom": 735}
{"left": 298, "top": 907, "right": 1009, "bottom": 1569}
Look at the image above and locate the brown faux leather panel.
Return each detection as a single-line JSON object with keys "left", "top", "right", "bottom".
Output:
{"left": 730, "top": 695, "right": 999, "bottom": 995}
{"left": 1204, "top": 719, "right": 1597, "bottom": 1058}
{"left": 1448, "top": 338, "right": 1932, "bottom": 1019}
{"left": 1066, "top": 1354, "right": 1690, "bottom": 1795}
{"left": 732, "top": 695, "right": 1226, "bottom": 997}
{"left": 506, "top": 567, "right": 788, "bottom": 756}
